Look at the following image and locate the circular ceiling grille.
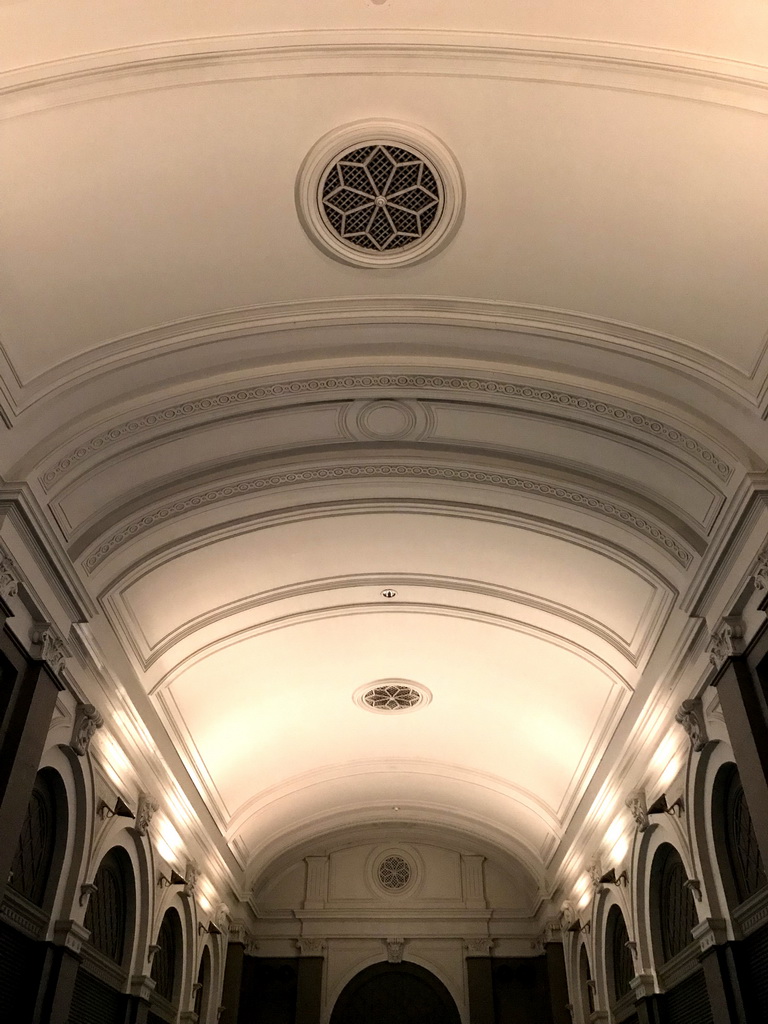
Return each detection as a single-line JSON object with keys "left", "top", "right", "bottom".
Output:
{"left": 320, "top": 144, "right": 441, "bottom": 252}
{"left": 359, "top": 682, "right": 427, "bottom": 713}
{"left": 378, "top": 854, "right": 411, "bottom": 890}
{"left": 296, "top": 121, "right": 464, "bottom": 268}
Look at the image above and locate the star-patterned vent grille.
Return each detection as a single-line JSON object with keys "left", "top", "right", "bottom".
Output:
{"left": 321, "top": 144, "right": 441, "bottom": 252}
{"left": 362, "top": 684, "right": 423, "bottom": 712}
{"left": 378, "top": 854, "right": 411, "bottom": 891}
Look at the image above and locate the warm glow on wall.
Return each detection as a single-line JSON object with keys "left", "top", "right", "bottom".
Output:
{"left": 609, "top": 835, "right": 630, "bottom": 864}
{"left": 604, "top": 814, "right": 625, "bottom": 848}
{"left": 98, "top": 733, "right": 131, "bottom": 789}
{"left": 154, "top": 813, "right": 183, "bottom": 866}
{"left": 658, "top": 755, "right": 682, "bottom": 789}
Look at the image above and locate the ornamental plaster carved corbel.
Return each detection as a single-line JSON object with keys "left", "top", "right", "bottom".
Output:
{"left": 134, "top": 792, "right": 158, "bottom": 836}
{"left": 588, "top": 860, "right": 603, "bottom": 891}
{"left": 751, "top": 546, "right": 768, "bottom": 591}
{"left": 675, "top": 698, "right": 709, "bottom": 752}
{"left": 707, "top": 616, "right": 746, "bottom": 669}
{"left": 625, "top": 789, "right": 649, "bottom": 832}
{"left": 70, "top": 702, "right": 103, "bottom": 756}
{"left": 31, "top": 622, "right": 71, "bottom": 676}
{"left": 182, "top": 862, "right": 199, "bottom": 899}
{"left": 559, "top": 900, "right": 577, "bottom": 931}
{"left": 684, "top": 878, "right": 703, "bottom": 902}
{"left": 215, "top": 902, "right": 231, "bottom": 930}
{"left": 0, "top": 551, "right": 21, "bottom": 600}
{"left": 244, "top": 941, "right": 260, "bottom": 957}
{"left": 464, "top": 937, "right": 494, "bottom": 955}
{"left": 79, "top": 882, "right": 98, "bottom": 908}
{"left": 296, "top": 937, "right": 325, "bottom": 956}
{"left": 385, "top": 938, "right": 405, "bottom": 963}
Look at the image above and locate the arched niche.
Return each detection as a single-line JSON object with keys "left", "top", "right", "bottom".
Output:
{"left": 150, "top": 905, "right": 184, "bottom": 1020}
{"left": 712, "top": 762, "right": 767, "bottom": 913}
{"left": 604, "top": 904, "right": 634, "bottom": 1011}
{"left": 329, "top": 960, "right": 461, "bottom": 1024}
{"left": 648, "top": 843, "right": 698, "bottom": 966}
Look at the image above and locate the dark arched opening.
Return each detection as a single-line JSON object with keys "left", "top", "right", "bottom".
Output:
{"left": 605, "top": 904, "right": 634, "bottom": 1008}
{"left": 330, "top": 961, "right": 461, "bottom": 1024}
{"left": 149, "top": 906, "right": 184, "bottom": 1023}
{"left": 69, "top": 845, "right": 135, "bottom": 1024}
{"left": 0, "top": 768, "right": 68, "bottom": 1020}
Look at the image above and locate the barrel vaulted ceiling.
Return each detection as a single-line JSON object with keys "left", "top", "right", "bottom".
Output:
{"left": 2, "top": 0, "right": 768, "bottom": 909}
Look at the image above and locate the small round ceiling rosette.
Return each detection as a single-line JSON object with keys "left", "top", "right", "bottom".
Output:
{"left": 297, "top": 120, "right": 464, "bottom": 268}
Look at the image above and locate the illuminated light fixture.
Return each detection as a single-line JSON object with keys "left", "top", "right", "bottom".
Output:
{"left": 97, "top": 797, "right": 134, "bottom": 820}
{"left": 648, "top": 793, "right": 684, "bottom": 817}
{"left": 158, "top": 869, "right": 186, "bottom": 888}
{"left": 598, "top": 868, "right": 628, "bottom": 887}
{"left": 198, "top": 921, "right": 222, "bottom": 936}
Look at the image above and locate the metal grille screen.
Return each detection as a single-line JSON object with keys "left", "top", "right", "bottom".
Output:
{"left": 664, "top": 970, "right": 713, "bottom": 1024}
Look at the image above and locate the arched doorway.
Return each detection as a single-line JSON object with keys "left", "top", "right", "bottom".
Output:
{"left": 330, "top": 961, "right": 461, "bottom": 1024}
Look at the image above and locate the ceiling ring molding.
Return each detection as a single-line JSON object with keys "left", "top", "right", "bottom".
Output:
{"left": 4, "top": 33, "right": 768, "bottom": 115}
{"left": 80, "top": 462, "right": 694, "bottom": 574}
{"left": 40, "top": 373, "right": 731, "bottom": 491}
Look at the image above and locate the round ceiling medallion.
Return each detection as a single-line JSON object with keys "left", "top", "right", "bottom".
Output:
{"left": 354, "top": 679, "right": 432, "bottom": 714}
{"left": 296, "top": 120, "right": 464, "bottom": 268}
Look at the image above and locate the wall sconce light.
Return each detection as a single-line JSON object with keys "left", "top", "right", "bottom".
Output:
{"left": 97, "top": 797, "right": 134, "bottom": 820}
{"left": 599, "top": 868, "right": 628, "bottom": 887}
{"left": 647, "top": 793, "right": 684, "bottom": 817}
{"left": 198, "top": 921, "right": 222, "bottom": 936}
{"left": 158, "top": 869, "right": 186, "bottom": 888}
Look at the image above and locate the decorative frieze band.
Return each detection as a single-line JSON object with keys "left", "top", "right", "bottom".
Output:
{"left": 41, "top": 373, "right": 730, "bottom": 490}
{"left": 83, "top": 463, "right": 692, "bottom": 572}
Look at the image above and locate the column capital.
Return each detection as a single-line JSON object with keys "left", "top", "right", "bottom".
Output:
{"left": 630, "top": 972, "right": 658, "bottom": 999}
{"left": 296, "top": 937, "right": 325, "bottom": 956}
{"left": 53, "top": 919, "right": 90, "bottom": 955}
{"left": 130, "top": 975, "right": 157, "bottom": 1002}
{"left": 692, "top": 917, "right": 729, "bottom": 953}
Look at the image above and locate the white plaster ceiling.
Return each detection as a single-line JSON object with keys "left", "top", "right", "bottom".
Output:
{"left": 2, "top": 1, "right": 767, "bottom": 893}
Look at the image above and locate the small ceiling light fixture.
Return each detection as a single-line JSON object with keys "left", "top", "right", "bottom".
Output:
{"left": 381, "top": 588, "right": 397, "bottom": 599}
{"left": 647, "top": 793, "right": 684, "bottom": 817}
{"left": 97, "top": 797, "right": 134, "bottom": 820}
{"left": 157, "top": 869, "right": 187, "bottom": 888}
{"left": 598, "top": 868, "right": 629, "bottom": 887}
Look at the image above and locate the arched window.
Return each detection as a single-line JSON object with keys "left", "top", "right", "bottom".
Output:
{"left": 606, "top": 905, "right": 634, "bottom": 1004}
{"left": 84, "top": 847, "right": 132, "bottom": 964}
{"left": 151, "top": 908, "right": 182, "bottom": 1005}
{"left": 194, "top": 946, "right": 211, "bottom": 1020}
{"left": 8, "top": 769, "right": 62, "bottom": 908}
{"left": 651, "top": 843, "right": 697, "bottom": 963}
{"left": 721, "top": 766, "right": 767, "bottom": 905}
{"left": 578, "top": 944, "right": 595, "bottom": 1018}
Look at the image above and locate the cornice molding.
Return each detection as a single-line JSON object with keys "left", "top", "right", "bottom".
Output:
{"left": 41, "top": 370, "right": 731, "bottom": 492}
{"left": 82, "top": 462, "right": 693, "bottom": 573}
{"left": 3, "top": 31, "right": 768, "bottom": 115}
